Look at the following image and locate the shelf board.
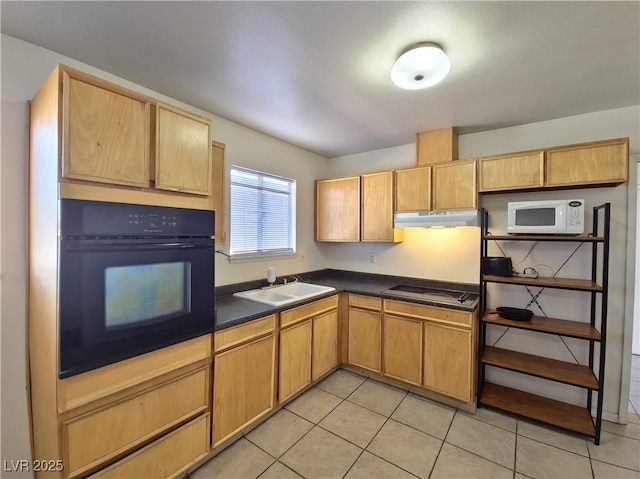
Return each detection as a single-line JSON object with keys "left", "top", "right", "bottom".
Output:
{"left": 483, "top": 274, "right": 603, "bottom": 292}
{"left": 481, "top": 346, "right": 599, "bottom": 389}
{"left": 484, "top": 234, "right": 604, "bottom": 243}
{"left": 479, "top": 382, "right": 596, "bottom": 437}
{"left": 483, "top": 310, "right": 601, "bottom": 341}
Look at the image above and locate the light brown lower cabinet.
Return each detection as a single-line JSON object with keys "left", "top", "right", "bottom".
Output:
{"left": 312, "top": 310, "right": 339, "bottom": 381}
{"left": 212, "top": 315, "right": 277, "bottom": 447}
{"left": 88, "top": 414, "right": 209, "bottom": 479}
{"left": 348, "top": 295, "right": 382, "bottom": 373}
{"left": 279, "top": 295, "right": 339, "bottom": 402}
{"left": 63, "top": 367, "right": 209, "bottom": 477}
{"left": 382, "top": 314, "right": 423, "bottom": 386}
{"left": 212, "top": 334, "right": 277, "bottom": 447}
{"left": 423, "top": 322, "right": 473, "bottom": 403}
{"left": 279, "top": 320, "right": 313, "bottom": 402}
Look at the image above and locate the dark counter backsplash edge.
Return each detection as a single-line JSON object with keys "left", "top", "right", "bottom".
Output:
{"left": 215, "top": 269, "right": 479, "bottom": 297}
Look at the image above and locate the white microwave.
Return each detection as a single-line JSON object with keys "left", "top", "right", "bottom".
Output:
{"left": 507, "top": 199, "right": 585, "bottom": 234}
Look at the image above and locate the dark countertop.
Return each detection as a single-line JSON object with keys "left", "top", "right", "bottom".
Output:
{"left": 215, "top": 269, "right": 479, "bottom": 331}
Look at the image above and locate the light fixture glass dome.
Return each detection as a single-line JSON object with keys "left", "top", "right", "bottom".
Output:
{"left": 391, "top": 42, "right": 451, "bottom": 90}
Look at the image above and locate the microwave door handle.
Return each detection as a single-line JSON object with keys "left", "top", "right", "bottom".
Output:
{"left": 64, "top": 242, "right": 213, "bottom": 252}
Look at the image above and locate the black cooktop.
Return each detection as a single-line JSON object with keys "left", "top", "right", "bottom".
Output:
{"left": 381, "top": 284, "right": 479, "bottom": 307}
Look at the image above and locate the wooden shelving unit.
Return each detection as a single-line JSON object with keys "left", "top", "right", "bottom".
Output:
{"left": 477, "top": 204, "right": 610, "bottom": 444}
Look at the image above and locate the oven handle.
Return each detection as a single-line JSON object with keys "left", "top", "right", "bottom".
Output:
{"left": 64, "top": 242, "right": 214, "bottom": 252}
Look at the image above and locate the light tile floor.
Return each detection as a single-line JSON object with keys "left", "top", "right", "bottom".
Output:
{"left": 192, "top": 366, "right": 640, "bottom": 479}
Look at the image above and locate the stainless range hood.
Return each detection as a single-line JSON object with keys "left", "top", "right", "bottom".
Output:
{"left": 394, "top": 210, "right": 480, "bottom": 228}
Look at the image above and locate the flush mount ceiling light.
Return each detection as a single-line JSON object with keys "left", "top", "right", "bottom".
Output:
{"left": 391, "top": 42, "right": 451, "bottom": 90}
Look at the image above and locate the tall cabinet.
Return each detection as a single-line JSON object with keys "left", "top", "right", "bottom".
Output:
{"left": 477, "top": 204, "right": 610, "bottom": 444}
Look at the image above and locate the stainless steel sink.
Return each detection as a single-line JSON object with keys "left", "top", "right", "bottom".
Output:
{"left": 233, "top": 282, "right": 336, "bottom": 306}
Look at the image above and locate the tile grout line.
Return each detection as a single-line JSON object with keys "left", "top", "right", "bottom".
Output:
{"left": 426, "top": 406, "right": 460, "bottom": 479}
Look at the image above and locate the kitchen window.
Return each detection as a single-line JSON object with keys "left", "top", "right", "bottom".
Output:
{"left": 229, "top": 165, "right": 296, "bottom": 257}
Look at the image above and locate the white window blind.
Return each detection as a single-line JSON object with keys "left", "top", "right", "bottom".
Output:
{"left": 229, "top": 165, "right": 296, "bottom": 257}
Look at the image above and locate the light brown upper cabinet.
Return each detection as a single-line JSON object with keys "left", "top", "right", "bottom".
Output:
{"left": 545, "top": 138, "right": 629, "bottom": 187}
{"left": 315, "top": 176, "right": 361, "bottom": 242}
{"left": 361, "top": 171, "right": 403, "bottom": 242}
{"left": 63, "top": 70, "right": 150, "bottom": 188}
{"left": 50, "top": 65, "right": 214, "bottom": 209}
{"left": 395, "top": 166, "right": 432, "bottom": 212}
{"left": 211, "top": 141, "right": 226, "bottom": 245}
{"left": 432, "top": 159, "right": 478, "bottom": 210}
{"left": 155, "top": 103, "right": 212, "bottom": 195}
{"left": 316, "top": 173, "right": 402, "bottom": 243}
{"left": 478, "top": 151, "right": 544, "bottom": 192}
{"left": 416, "top": 127, "right": 458, "bottom": 166}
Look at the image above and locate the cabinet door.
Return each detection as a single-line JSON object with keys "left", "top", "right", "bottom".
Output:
{"left": 395, "top": 166, "right": 431, "bottom": 212}
{"left": 279, "top": 320, "right": 312, "bottom": 402}
{"left": 315, "top": 177, "right": 360, "bottom": 241}
{"left": 383, "top": 314, "right": 423, "bottom": 386}
{"left": 432, "top": 160, "right": 477, "bottom": 211}
{"left": 63, "top": 72, "right": 149, "bottom": 187}
{"left": 211, "top": 141, "right": 225, "bottom": 245}
{"left": 312, "top": 310, "right": 338, "bottom": 381}
{"left": 213, "top": 335, "right": 276, "bottom": 446}
{"left": 362, "top": 171, "right": 399, "bottom": 242}
{"left": 348, "top": 308, "right": 381, "bottom": 372}
{"left": 423, "top": 322, "right": 472, "bottom": 403}
{"left": 478, "top": 152, "right": 544, "bottom": 192}
{"left": 155, "top": 103, "right": 212, "bottom": 195}
{"left": 546, "top": 139, "right": 628, "bottom": 187}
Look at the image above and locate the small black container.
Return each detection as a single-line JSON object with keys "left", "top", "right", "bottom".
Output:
{"left": 482, "top": 257, "right": 513, "bottom": 276}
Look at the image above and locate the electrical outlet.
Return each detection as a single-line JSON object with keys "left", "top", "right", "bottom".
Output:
{"left": 369, "top": 253, "right": 376, "bottom": 263}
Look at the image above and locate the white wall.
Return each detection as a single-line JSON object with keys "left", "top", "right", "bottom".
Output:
{"left": 0, "top": 34, "right": 327, "bottom": 475}
{"left": 325, "top": 105, "right": 640, "bottom": 421}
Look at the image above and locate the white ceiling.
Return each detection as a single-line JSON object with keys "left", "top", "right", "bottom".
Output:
{"left": 2, "top": 1, "right": 639, "bottom": 158}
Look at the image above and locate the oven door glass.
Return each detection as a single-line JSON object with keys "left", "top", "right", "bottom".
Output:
{"left": 59, "top": 238, "right": 214, "bottom": 378}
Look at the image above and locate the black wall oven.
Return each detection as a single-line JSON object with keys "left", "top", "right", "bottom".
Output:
{"left": 59, "top": 199, "right": 215, "bottom": 378}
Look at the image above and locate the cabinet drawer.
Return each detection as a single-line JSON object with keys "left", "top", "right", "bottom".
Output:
{"left": 348, "top": 294, "right": 381, "bottom": 311}
{"left": 383, "top": 299, "right": 473, "bottom": 327}
{"left": 214, "top": 315, "right": 276, "bottom": 353}
{"left": 89, "top": 414, "right": 209, "bottom": 479}
{"left": 280, "top": 295, "right": 338, "bottom": 328}
{"left": 63, "top": 368, "right": 208, "bottom": 477}
{"left": 58, "top": 335, "right": 211, "bottom": 413}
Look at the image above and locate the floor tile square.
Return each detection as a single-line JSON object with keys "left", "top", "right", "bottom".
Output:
{"left": 445, "top": 413, "right": 515, "bottom": 468}
{"left": 257, "top": 461, "right": 303, "bottom": 479}
{"left": 460, "top": 406, "right": 517, "bottom": 432}
{"left": 517, "top": 420, "right": 589, "bottom": 456}
{"left": 630, "top": 380, "right": 640, "bottom": 396}
{"left": 344, "top": 451, "right": 417, "bottom": 479}
{"left": 516, "top": 436, "right": 592, "bottom": 479}
{"left": 285, "top": 386, "right": 342, "bottom": 423}
{"left": 591, "top": 459, "right": 640, "bottom": 479}
{"left": 588, "top": 431, "right": 640, "bottom": 471}
{"left": 347, "top": 379, "right": 406, "bottom": 416}
{"left": 280, "top": 426, "right": 361, "bottom": 479}
{"left": 430, "top": 442, "right": 512, "bottom": 479}
{"left": 191, "top": 438, "right": 274, "bottom": 479}
{"left": 319, "top": 400, "right": 386, "bottom": 447}
{"left": 246, "top": 409, "right": 313, "bottom": 458}
{"left": 366, "top": 419, "right": 442, "bottom": 479}
{"left": 630, "top": 396, "right": 640, "bottom": 415}
{"left": 391, "top": 395, "right": 454, "bottom": 439}
{"left": 316, "top": 369, "right": 366, "bottom": 398}
{"left": 601, "top": 419, "right": 640, "bottom": 440}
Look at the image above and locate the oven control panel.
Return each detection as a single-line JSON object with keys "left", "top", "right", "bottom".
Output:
{"left": 61, "top": 199, "right": 214, "bottom": 237}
